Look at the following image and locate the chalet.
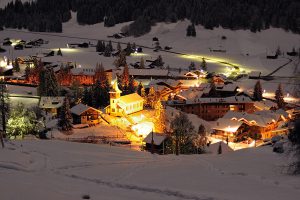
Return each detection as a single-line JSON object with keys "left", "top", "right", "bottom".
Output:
{"left": 168, "top": 95, "right": 255, "bottom": 121}
{"left": 71, "top": 103, "right": 102, "bottom": 125}
{"left": 106, "top": 81, "right": 144, "bottom": 117}
{"left": 212, "top": 110, "right": 290, "bottom": 140}
{"left": 39, "top": 97, "right": 65, "bottom": 116}
{"left": 143, "top": 132, "right": 167, "bottom": 154}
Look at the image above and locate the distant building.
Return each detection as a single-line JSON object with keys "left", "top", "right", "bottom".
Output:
{"left": 106, "top": 81, "right": 144, "bottom": 116}
{"left": 39, "top": 97, "right": 65, "bottom": 115}
{"left": 168, "top": 95, "right": 255, "bottom": 121}
{"left": 71, "top": 103, "right": 102, "bottom": 125}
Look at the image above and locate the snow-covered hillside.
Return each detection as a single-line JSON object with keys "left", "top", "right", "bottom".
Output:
{"left": 0, "top": 140, "right": 299, "bottom": 200}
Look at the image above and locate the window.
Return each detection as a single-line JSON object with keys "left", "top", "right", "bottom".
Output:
{"left": 230, "top": 105, "right": 235, "bottom": 111}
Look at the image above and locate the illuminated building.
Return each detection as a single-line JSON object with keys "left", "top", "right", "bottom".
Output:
{"left": 106, "top": 81, "right": 144, "bottom": 116}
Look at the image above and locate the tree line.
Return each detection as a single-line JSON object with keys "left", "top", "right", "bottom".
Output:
{"left": 0, "top": 0, "right": 299, "bottom": 34}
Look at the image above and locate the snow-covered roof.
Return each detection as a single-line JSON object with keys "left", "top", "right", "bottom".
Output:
{"left": 185, "top": 95, "right": 253, "bottom": 104}
{"left": 39, "top": 97, "right": 65, "bottom": 109}
{"left": 119, "top": 93, "right": 144, "bottom": 105}
{"left": 143, "top": 132, "right": 167, "bottom": 145}
{"left": 71, "top": 103, "right": 101, "bottom": 116}
{"left": 129, "top": 68, "right": 169, "bottom": 76}
{"left": 254, "top": 100, "right": 277, "bottom": 110}
{"left": 216, "top": 84, "right": 238, "bottom": 92}
{"left": 212, "top": 118, "right": 244, "bottom": 132}
{"left": 223, "top": 111, "right": 278, "bottom": 127}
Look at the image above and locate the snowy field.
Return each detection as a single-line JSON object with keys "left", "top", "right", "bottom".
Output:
{"left": 0, "top": 140, "right": 299, "bottom": 200}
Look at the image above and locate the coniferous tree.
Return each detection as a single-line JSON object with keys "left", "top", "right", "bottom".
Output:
{"left": 122, "top": 64, "right": 130, "bottom": 87}
{"left": 117, "top": 42, "right": 122, "bottom": 52}
{"left": 253, "top": 81, "right": 263, "bottom": 101}
{"left": 114, "top": 51, "right": 127, "bottom": 69}
{"left": 200, "top": 58, "right": 207, "bottom": 71}
{"left": 45, "top": 68, "right": 59, "bottom": 97}
{"left": 186, "top": 25, "right": 192, "bottom": 37}
{"left": 194, "top": 124, "right": 207, "bottom": 153}
{"left": 125, "top": 42, "right": 132, "bottom": 56}
{"left": 96, "top": 40, "right": 105, "bottom": 52}
{"left": 140, "top": 57, "right": 145, "bottom": 69}
{"left": 128, "top": 76, "right": 136, "bottom": 94}
{"left": 58, "top": 97, "right": 72, "bottom": 131}
{"left": 288, "top": 119, "right": 300, "bottom": 174}
{"left": 25, "top": 65, "right": 30, "bottom": 82}
{"left": 57, "top": 48, "right": 63, "bottom": 56}
{"left": 275, "top": 83, "right": 285, "bottom": 109}
{"left": 104, "top": 43, "right": 112, "bottom": 57}
{"left": 13, "top": 58, "right": 20, "bottom": 72}
{"left": 188, "top": 62, "right": 196, "bottom": 71}
{"left": 137, "top": 82, "right": 144, "bottom": 96}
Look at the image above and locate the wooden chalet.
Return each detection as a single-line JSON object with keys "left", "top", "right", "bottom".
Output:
{"left": 71, "top": 103, "right": 102, "bottom": 125}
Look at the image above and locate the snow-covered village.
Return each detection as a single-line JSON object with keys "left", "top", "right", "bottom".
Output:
{"left": 0, "top": 0, "right": 300, "bottom": 200}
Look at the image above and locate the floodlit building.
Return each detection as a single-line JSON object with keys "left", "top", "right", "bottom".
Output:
{"left": 106, "top": 81, "right": 144, "bottom": 116}
{"left": 212, "top": 110, "right": 290, "bottom": 140}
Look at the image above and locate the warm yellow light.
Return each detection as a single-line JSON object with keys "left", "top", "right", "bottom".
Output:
{"left": 131, "top": 52, "right": 148, "bottom": 57}
{"left": 52, "top": 48, "right": 80, "bottom": 53}
{"left": 131, "top": 122, "right": 154, "bottom": 137}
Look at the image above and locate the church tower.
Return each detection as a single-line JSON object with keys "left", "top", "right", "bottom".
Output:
{"left": 109, "top": 80, "right": 122, "bottom": 115}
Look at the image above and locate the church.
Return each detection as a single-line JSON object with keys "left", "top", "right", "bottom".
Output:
{"left": 106, "top": 81, "right": 144, "bottom": 117}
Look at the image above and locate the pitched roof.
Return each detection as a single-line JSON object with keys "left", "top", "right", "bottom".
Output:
{"left": 39, "top": 96, "right": 65, "bottom": 109}
{"left": 119, "top": 93, "right": 144, "bottom": 104}
{"left": 212, "top": 118, "right": 244, "bottom": 132}
{"left": 71, "top": 103, "right": 101, "bottom": 115}
{"left": 143, "top": 132, "right": 167, "bottom": 145}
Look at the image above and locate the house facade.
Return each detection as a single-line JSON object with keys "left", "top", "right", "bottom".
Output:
{"left": 169, "top": 96, "right": 255, "bottom": 121}
{"left": 71, "top": 103, "right": 102, "bottom": 125}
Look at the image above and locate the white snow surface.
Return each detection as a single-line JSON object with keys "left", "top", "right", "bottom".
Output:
{"left": 0, "top": 140, "right": 299, "bottom": 200}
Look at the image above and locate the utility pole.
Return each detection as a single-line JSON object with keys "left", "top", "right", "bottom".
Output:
{"left": 151, "top": 129, "right": 154, "bottom": 154}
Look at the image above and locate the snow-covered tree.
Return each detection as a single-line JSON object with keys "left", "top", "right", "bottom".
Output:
{"left": 125, "top": 42, "right": 132, "bottom": 56}
{"left": 96, "top": 40, "right": 105, "bottom": 52}
{"left": 58, "top": 97, "right": 73, "bottom": 131}
{"left": 7, "top": 103, "right": 39, "bottom": 139}
{"left": 253, "top": 80, "right": 263, "bottom": 101}
{"left": 170, "top": 112, "right": 195, "bottom": 155}
{"left": 275, "top": 83, "right": 285, "bottom": 109}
